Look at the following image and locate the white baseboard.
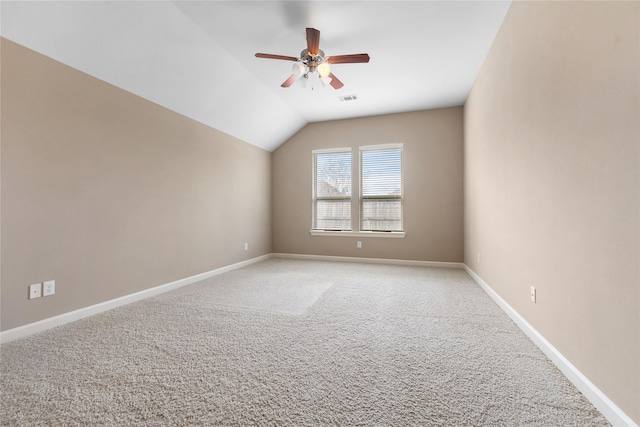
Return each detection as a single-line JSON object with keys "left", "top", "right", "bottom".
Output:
{"left": 272, "top": 252, "right": 465, "bottom": 269}
{"left": 3, "top": 254, "right": 633, "bottom": 426}
{"left": 3, "top": 253, "right": 457, "bottom": 344}
{"left": 464, "top": 265, "right": 637, "bottom": 427}
{"left": 0, "top": 254, "right": 270, "bottom": 344}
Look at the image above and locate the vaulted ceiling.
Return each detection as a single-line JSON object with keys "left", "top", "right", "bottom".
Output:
{"left": 1, "top": 1, "right": 511, "bottom": 151}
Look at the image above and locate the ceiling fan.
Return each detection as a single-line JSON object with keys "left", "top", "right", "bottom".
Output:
{"left": 255, "top": 27, "right": 370, "bottom": 90}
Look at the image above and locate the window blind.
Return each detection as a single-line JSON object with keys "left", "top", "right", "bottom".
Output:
{"left": 313, "top": 149, "right": 352, "bottom": 230}
{"left": 360, "top": 146, "right": 403, "bottom": 231}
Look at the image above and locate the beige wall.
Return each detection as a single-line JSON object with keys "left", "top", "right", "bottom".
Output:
{"left": 272, "top": 108, "right": 464, "bottom": 262}
{"left": 464, "top": 1, "right": 639, "bottom": 423}
{"left": 1, "top": 38, "right": 272, "bottom": 331}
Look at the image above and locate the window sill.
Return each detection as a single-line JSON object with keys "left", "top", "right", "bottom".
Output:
{"left": 309, "top": 230, "right": 406, "bottom": 238}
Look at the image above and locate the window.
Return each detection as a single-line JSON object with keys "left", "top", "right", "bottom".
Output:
{"left": 313, "top": 148, "right": 352, "bottom": 230}
{"left": 360, "top": 145, "right": 403, "bottom": 231}
{"left": 311, "top": 144, "right": 404, "bottom": 236}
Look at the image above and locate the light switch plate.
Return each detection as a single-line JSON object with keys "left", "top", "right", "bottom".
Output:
{"left": 29, "top": 283, "right": 42, "bottom": 299}
{"left": 43, "top": 280, "right": 56, "bottom": 296}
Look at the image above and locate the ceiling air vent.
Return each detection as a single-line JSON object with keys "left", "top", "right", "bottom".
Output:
{"left": 338, "top": 94, "right": 358, "bottom": 102}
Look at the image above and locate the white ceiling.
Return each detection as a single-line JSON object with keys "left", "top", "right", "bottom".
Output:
{"left": 1, "top": 1, "right": 511, "bottom": 152}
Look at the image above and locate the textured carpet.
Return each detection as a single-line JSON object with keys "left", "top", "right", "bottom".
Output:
{"left": 1, "top": 258, "right": 609, "bottom": 426}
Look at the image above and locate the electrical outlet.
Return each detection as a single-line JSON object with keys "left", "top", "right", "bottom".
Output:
{"left": 356, "top": 241, "right": 362, "bottom": 249}
{"left": 244, "top": 243, "right": 248, "bottom": 251}
{"left": 530, "top": 286, "right": 536, "bottom": 303}
{"left": 477, "top": 253, "right": 481, "bottom": 264}
{"left": 43, "top": 280, "right": 56, "bottom": 296}
{"left": 29, "top": 283, "right": 42, "bottom": 300}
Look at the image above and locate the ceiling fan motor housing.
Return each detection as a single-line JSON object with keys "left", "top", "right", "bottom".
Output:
{"left": 300, "top": 49, "right": 326, "bottom": 74}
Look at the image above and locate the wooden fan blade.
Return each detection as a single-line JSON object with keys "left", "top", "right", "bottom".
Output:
{"left": 328, "top": 73, "right": 344, "bottom": 89}
{"left": 281, "top": 74, "right": 297, "bottom": 88}
{"left": 306, "top": 28, "right": 320, "bottom": 55}
{"left": 255, "top": 53, "right": 299, "bottom": 61}
{"left": 327, "top": 54, "right": 370, "bottom": 64}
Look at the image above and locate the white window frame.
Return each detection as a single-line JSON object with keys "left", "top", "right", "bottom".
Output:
{"left": 312, "top": 147, "right": 353, "bottom": 231}
{"left": 359, "top": 143, "right": 404, "bottom": 232}
{"left": 310, "top": 144, "right": 405, "bottom": 238}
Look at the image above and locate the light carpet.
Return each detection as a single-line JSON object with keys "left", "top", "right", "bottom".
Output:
{"left": 0, "top": 258, "right": 609, "bottom": 426}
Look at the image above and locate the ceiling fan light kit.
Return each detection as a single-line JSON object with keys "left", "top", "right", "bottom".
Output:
{"left": 255, "top": 27, "right": 370, "bottom": 90}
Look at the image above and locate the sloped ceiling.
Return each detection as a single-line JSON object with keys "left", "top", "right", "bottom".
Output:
{"left": 1, "top": 1, "right": 511, "bottom": 152}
